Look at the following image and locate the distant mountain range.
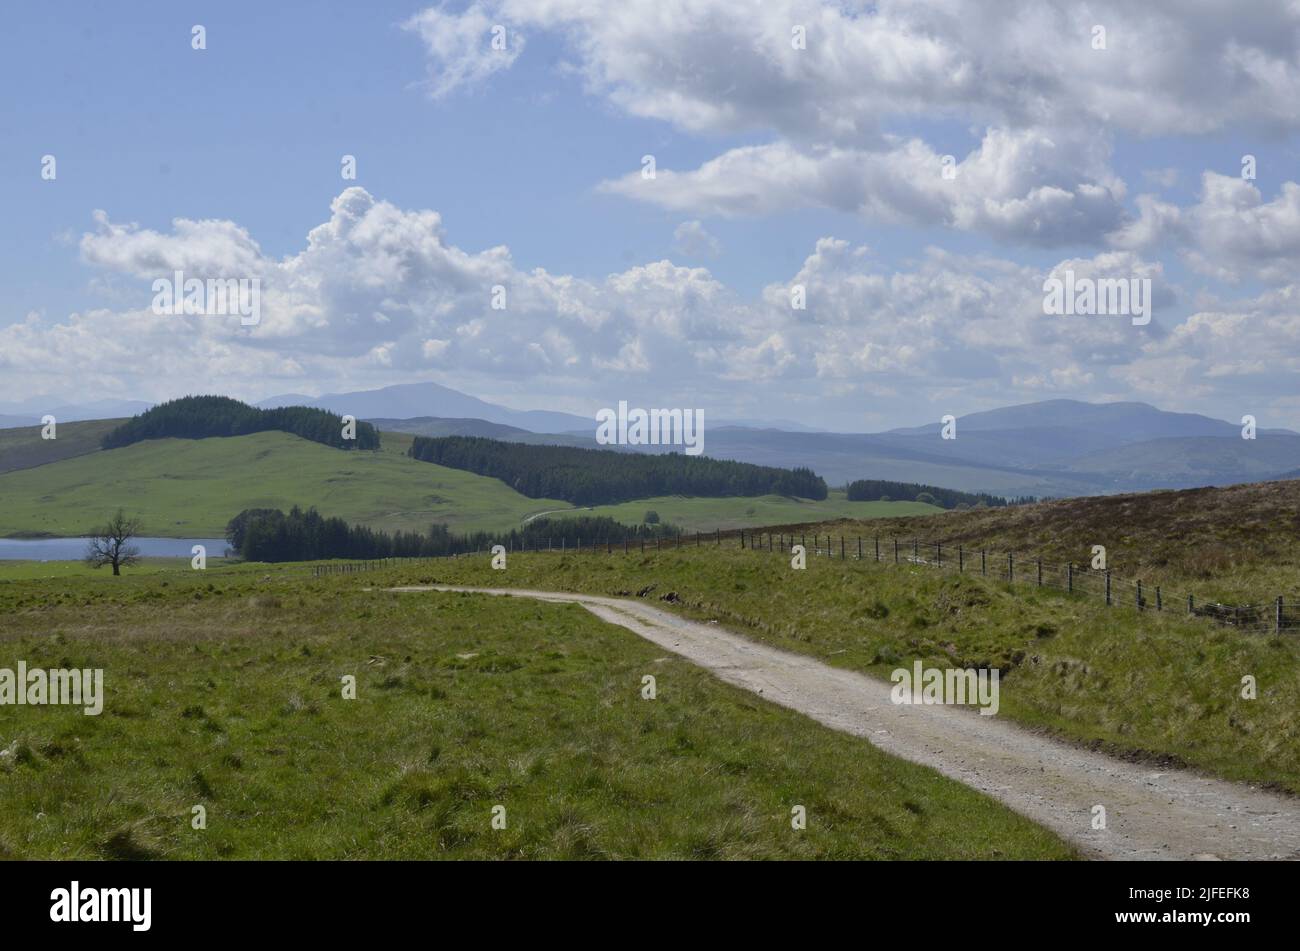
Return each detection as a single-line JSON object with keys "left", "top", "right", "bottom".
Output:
{"left": 257, "top": 382, "right": 593, "bottom": 435}
{"left": 366, "top": 394, "right": 1300, "bottom": 497}
{"left": 367, "top": 416, "right": 599, "bottom": 449}
{"left": 5, "top": 382, "right": 1299, "bottom": 499}
{"left": 0, "top": 398, "right": 153, "bottom": 427}
{"left": 257, "top": 383, "right": 826, "bottom": 435}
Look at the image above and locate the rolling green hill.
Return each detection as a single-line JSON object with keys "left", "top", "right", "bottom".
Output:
{"left": 0, "top": 418, "right": 122, "bottom": 475}
{"left": 0, "top": 427, "right": 944, "bottom": 540}
{"left": 0, "top": 430, "right": 574, "bottom": 538}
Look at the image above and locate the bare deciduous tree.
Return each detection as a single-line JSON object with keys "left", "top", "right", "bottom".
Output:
{"left": 85, "top": 509, "right": 142, "bottom": 576}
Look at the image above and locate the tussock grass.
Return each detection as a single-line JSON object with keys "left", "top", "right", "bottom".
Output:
{"left": 407, "top": 547, "right": 1300, "bottom": 793}
{"left": 0, "top": 567, "right": 1072, "bottom": 859}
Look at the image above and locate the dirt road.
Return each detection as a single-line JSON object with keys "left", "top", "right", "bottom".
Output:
{"left": 391, "top": 584, "right": 1300, "bottom": 860}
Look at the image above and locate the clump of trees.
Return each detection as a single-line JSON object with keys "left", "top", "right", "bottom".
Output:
{"left": 84, "top": 509, "right": 141, "bottom": 575}
{"left": 407, "top": 436, "right": 828, "bottom": 506}
{"left": 227, "top": 506, "right": 684, "bottom": 563}
{"left": 102, "top": 395, "right": 380, "bottom": 451}
{"left": 846, "top": 479, "right": 1035, "bottom": 509}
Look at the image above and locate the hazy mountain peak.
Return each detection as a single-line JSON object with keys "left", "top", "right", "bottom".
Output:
{"left": 256, "top": 381, "right": 593, "bottom": 435}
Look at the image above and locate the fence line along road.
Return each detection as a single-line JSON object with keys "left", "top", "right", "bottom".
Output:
{"left": 310, "top": 527, "right": 1298, "bottom": 637}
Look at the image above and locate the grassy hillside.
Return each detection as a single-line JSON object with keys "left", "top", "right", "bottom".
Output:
{"left": 534, "top": 492, "right": 941, "bottom": 532}
{"left": 0, "top": 430, "right": 573, "bottom": 538}
{"left": 1063, "top": 434, "right": 1300, "bottom": 486}
{"left": 0, "top": 566, "right": 1072, "bottom": 859}
{"left": 0, "top": 427, "right": 939, "bottom": 540}
{"left": 408, "top": 546, "right": 1300, "bottom": 794}
{"left": 779, "top": 477, "right": 1300, "bottom": 603}
{"left": 689, "top": 427, "right": 1108, "bottom": 497}
{"left": 0, "top": 418, "right": 121, "bottom": 476}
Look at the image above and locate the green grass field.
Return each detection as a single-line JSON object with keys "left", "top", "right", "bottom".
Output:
{"left": 402, "top": 545, "right": 1300, "bottom": 794}
{"left": 0, "top": 431, "right": 574, "bottom": 538}
{"left": 0, "top": 558, "right": 255, "bottom": 581}
{"left": 0, "top": 566, "right": 1073, "bottom": 859}
{"left": 533, "top": 491, "right": 941, "bottom": 532}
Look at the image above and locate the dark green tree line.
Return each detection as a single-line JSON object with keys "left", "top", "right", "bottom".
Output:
{"left": 227, "top": 506, "right": 684, "bottom": 562}
{"left": 407, "top": 436, "right": 827, "bottom": 505}
{"left": 845, "top": 478, "right": 1034, "bottom": 509}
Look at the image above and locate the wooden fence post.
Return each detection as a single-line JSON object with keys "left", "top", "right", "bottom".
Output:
{"left": 958, "top": 545, "right": 963, "bottom": 572}
{"left": 1008, "top": 552, "right": 1014, "bottom": 583}
{"left": 1105, "top": 570, "right": 1112, "bottom": 606}
{"left": 1277, "top": 596, "right": 1284, "bottom": 633}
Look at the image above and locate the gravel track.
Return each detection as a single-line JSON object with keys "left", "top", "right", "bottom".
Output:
{"left": 391, "top": 584, "right": 1300, "bottom": 861}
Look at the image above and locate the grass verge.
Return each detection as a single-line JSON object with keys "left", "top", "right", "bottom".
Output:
{"left": 395, "top": 545, "right": 1300, "bottom": 794}
{"left": 0, "top": 566, "right": 1073, "bottom": 859}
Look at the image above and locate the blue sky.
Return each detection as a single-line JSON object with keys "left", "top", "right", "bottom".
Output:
{"left": 3, "top": 1, "right": 857, "bottom": 305}
{"left": 4, "top": 1, "right": 1300, "bottom": 431}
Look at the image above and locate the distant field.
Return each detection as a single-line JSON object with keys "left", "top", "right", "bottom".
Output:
{"left": 530, "top": 491, "right": 942, "bottom": 532}
{"left": 0, "top": 431, "right": 572, "bottom": 538}
{"left": 0, "top": 418, "right": 121, "bottom": 476}
{"left": 0, "top": 566, "right": 1072, "bottom": 859}
{"left": 0, "top": 558, "right": 255, "bottom": 581}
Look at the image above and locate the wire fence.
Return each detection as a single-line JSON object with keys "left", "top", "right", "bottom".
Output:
{"left": 733, "top": 529, "right": 1298, "bottom": 637}
{"left": 309, "top": 527, "right": 1298, "bottom": 637}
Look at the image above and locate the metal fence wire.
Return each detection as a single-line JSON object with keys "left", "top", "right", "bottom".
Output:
{"left": 309, "top": 528, "right": 1298, "bottom": 637}
{"left": 731, "top": 530, "right": 1296, "bottom": 637}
